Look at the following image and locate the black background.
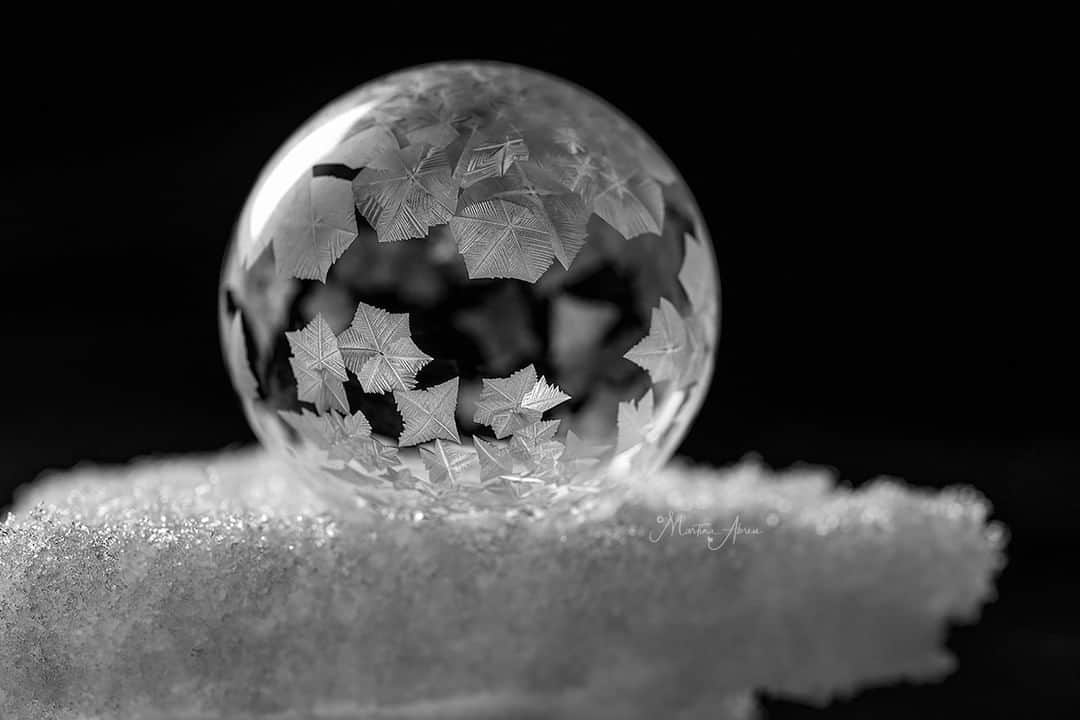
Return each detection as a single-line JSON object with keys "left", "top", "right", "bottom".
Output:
{"left": 1, "top": 26, "right": 1073, "bottom": 717}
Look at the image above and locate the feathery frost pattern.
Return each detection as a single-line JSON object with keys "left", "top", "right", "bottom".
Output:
{"left": 508, "top": 419, "right": 563, "bottom": 468}
{"left": 351, "top": 438, "right": 401, "bottom": 472}
{"left": 276, "top": 408, "right": 400, "bottom": 473}
{"left": 401, "top": 107, "right": 461, "bottom": 148}
{"left": 455, "top": 129, "right": 530, "bottom": 187}
{"left": 473, "top": 436, "right": 515, "bottom": 482}
{"left": 285, "top": 314, "right": 349, "bottom": 414}
{"left": 462, "top": 162, "right": 589, "bottom": 269}
{"left": 336, "top": 301, "right": 432, "bottom": 393}
{"left": 450, "top": 199, "right": 555, "bottom": 282}
{"left": 591, "top": 169, "right": 664, "bottom": 239}
{"left": 272, "top": 175, "right": 358, "bottom": 282}
{"left": 474, "top": 364, "right": 570, "bottom": 439}
{"left": 544, "top": 151, "right": 599, "bottom": 199}
{"left": 353, "top": 144, "right": 457, "bottom": 243}
{"left": 420, "top": 438, "right": 478, "bottom": 486}
{"left": 624, "top": 298, "right": 691, "bottom": 386}
{"left": 394, "top": 377, "right": 460, "bottom": 447}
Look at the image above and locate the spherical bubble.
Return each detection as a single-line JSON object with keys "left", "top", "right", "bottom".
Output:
{"left": 220, "top": 62, "right": 719, "bottom": 510}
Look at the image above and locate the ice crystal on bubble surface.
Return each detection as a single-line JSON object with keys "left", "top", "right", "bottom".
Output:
{"left": 336, "top": 301, "right": 432, "bottom": 393}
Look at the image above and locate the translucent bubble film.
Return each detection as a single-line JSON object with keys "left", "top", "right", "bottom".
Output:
{"left": 220, "top": 62, "right": 719, "bottom": 509}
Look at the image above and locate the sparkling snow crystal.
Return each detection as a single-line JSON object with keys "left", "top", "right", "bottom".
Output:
{"left": 0, "top": 451, "right": 1004, "bottom": 719}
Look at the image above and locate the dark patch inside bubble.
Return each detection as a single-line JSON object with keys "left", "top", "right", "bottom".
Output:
{"left": 222, "top": 288, "right": 239, "bottom": 316}
{"left": 311, "top": 164, "right": 359, "bottom": 182}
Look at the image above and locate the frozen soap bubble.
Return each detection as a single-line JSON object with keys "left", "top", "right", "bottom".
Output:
{"left": 220, "top": 62, "right": 719, "bottom": 510}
